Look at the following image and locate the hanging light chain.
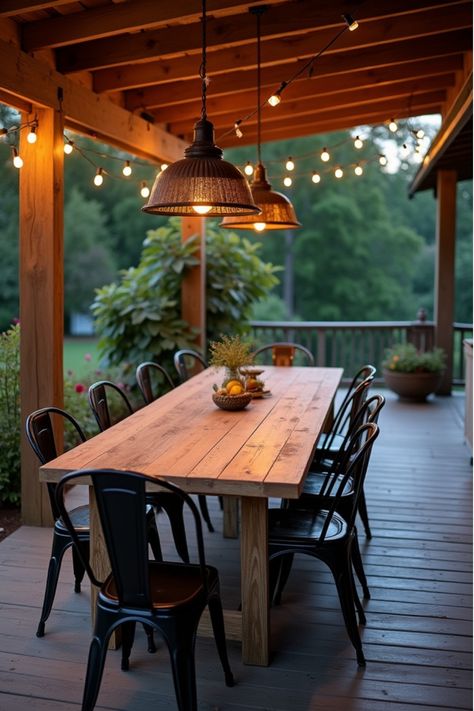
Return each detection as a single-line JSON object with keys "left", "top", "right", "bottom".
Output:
{"left": 199, "top": 0, "right": 208, "bottom": 120}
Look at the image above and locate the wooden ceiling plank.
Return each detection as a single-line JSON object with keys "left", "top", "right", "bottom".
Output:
{"left": 173, "top": 90, "right": 447, "bottom": 138}
{"left": 124, "top": 31, "right": 471, "bottom": 110}
{"left": 0, "top": 0, "right": 73, "bottom": 16}
{"left": 151, "top": 63, "right": 459, "bottom": 124}
{"left": 21, "top": 0, "right": 285, "bottom": 51}
{"left": 54, "top": 0, "right": 467, "bottom": 73}
{"left": 92, "top": 2, "right": 471, "bottom": 91}
{"left": 0, "top": 35, "right": 185, "bottom": 163}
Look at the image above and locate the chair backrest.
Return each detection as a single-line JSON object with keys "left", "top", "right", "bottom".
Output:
{"left": 253, "top": 342, "right": 315, "bottom": 367}
{"left": 136, "top": 361, "right": 175, "bottom": 405}
{"left": 55, "top": 469, "right": 208, "bottom": 607}
{"left": 88, "top": 380, "right": 134, "bottom": 432}
{"left": 173, "top": 349, "right": 207, "bottom": 383}
{"left": 319, "top": 422, "right": 379, "bottom": 541}
{"left": 337, "top": 364, "right": 376, "bottom": 418}
{"left": 25, "top": 406, "right": 86, "bottom": 519}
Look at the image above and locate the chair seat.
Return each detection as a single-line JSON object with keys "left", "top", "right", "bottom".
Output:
{"left": 315, "top": 432, "right": 345, "bottom": 455}
{"left": 268, "top": 508, "right": 348, "bottom": 544}
{"left": 56, "top": 504, "right": 90, "bottom": 532}
{"left": 302, "top": 470, "right": 354, "bottom": 498}
{"left": 102, "top": 561, "right": 219, "bottom": 609}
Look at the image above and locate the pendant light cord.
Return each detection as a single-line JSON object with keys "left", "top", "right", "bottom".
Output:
{"left": 256, "top": 9, "right": 262, "bottom": 164}
{"left": 200, "top": 0, "right": 207, "bottom": 120}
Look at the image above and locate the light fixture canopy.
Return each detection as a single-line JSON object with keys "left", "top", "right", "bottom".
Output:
{"left": 142, "top": 0, "right": 259, "bottom": 218}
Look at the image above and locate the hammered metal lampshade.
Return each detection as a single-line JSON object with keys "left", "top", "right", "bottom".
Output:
{"left": 142, "top": 118, "right": 260, "bottom": 217}
{"left": 220, "top": 163, "right": 301, "bottom": 230}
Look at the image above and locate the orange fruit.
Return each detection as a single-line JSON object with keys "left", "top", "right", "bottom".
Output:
{"left": 228, "top": 384, "right": 244, "bottom": 396}
{"left": 226, "top": 379, "right": 242, "bottom": 393}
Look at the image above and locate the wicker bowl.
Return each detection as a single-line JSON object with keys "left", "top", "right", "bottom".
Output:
{"left": 212, "top": 392, "right": 252, "bottom": 411}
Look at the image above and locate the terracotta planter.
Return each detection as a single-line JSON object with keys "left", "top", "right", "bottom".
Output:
{"left": 383, "top": 369, "right": 443, "bottom": 402}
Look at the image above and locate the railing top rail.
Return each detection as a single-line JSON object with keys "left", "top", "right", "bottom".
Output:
{"left": 250, "top": 320, "right": 436, "bottom": 329}
{"left": 454, "top": 322, "right": 474, "bottom": 330}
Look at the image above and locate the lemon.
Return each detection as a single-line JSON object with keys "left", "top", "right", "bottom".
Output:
{"left": 228, "top": 384, "right": 244, "bottom": 396}
{"left": 226, "top": 379, "right": 242, "bottom": 393}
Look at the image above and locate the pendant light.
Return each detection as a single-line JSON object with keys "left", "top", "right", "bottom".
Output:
{"left": 142, "top": 0, "right": 259, "bottom": 217}
{"left": 220, "top": 7, "right": 300, "bottom": 231}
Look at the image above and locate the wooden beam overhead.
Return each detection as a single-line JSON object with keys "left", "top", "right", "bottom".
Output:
{"left": 54, "top": 0, "right": 466, "bottom": 74}
{"left": 92, "top": 2, "right": 471, "bottom": 93}
{"left": 0, "top": 0, "right": 71, "bottom": 16}
{"left": 124, "top": 30, "right": 471, "bottom": 111}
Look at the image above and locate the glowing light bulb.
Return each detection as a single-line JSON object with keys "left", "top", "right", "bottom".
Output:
{"left": 379, "top": 154, "right": 387, "bottom": 166}
{"left": 416, "top": 129, "right": 425, "bottom": 139}
{"left": 193, "top": 205, "right": 212, "bottom": 215}
{"left": 27, "top": 127, "right": 37, "bottom": 144}
{"left": 268, "top": 93, "right": 281, "bottom": 107}
{"left": 388, "top": 118, "right": 398, "bottom": 133}
{"left": 12, "top": 148, "right": 23, "bottom": 169}
{"left": 343, "top": 13, "right": 358, "bottom": 31}
{"left": 286, "top": 157, "right": 295, "bottom": 171}
{"left": 283, "top": 176, "right": 292, "bottom": 187}
{"left": 140, "top": 182, "right": 150, "bottom": 199}
{"left": 160, "top": 163, "right": 168, "bottom": 171}
{"left": 354, "top": 136, "right": 363, "bottom": 149}
{"left": 93, "top": 168, "right": 104, "bottom": 186}
{"left": 64, "top": 140, "right": 74, "bottom": 154}
{"left": 354, "top": 164, "right": 363, "bottom": 176}
{"left": 254, "top": 222, "right": 266, "bottom": 232}
{"left": 321, "top": 148, "right": 330, "bottom": 162}
{"left": 122, "top": 160, "right": 132, "bottom": 177}
{"left": 401, "top": 143, "right": 410, "bottom": 157}
{"left": 334, "top": 167, "right": 343, "bottom": 179}
{"left": 234, "top": 122, "right": 243, "bottom": 139}
{"left": 244, "top": 162, "right": 254, "bottom": 176}
{"left": 312, "top": 172, "right": 321, "bottom": 184}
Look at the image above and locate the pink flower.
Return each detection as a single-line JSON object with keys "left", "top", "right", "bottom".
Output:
{"left": 84, "top": 353, "right": 92, "bottom": 362}
{"left": 12, "top": 317, "right": 20, "bottom": 325}
{"left": 75, "top": 383, "right": 85, "bottom": 393}
{"left": 117, "top": 382, "right": 125, "bottom": 390}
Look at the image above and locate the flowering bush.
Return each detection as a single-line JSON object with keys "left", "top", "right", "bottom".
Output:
{"left": 382, "top": 343, "right": 445, "bottom": 373}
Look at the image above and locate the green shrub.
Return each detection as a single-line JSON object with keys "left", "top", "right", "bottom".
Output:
{"left": 382, "top": 342, "right": 445, "bottom": 373}
{"left": 0, "top": 324, "right": 20, "bottom": 504}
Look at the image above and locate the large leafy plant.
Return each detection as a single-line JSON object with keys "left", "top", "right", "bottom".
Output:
{"left": 0, "top": 324, "right": 20, "bottom": 504}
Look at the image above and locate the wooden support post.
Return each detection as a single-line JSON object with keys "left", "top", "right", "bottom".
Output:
{"left": 181, "top": 216, "right": 206, "bottom": 353}
{"left": 434, "top": 169, "right": 457, "bottom": 395}
{"left": 19, "top": 105, "right": 64, "bottom": 525}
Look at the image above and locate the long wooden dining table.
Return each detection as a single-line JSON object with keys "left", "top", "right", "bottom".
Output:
{"left": 40, "top": 365, "right": 342, "bottom": 666}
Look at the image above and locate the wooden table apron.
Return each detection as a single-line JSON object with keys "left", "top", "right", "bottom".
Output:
{"left": 40, "top": 366, "right": 342, "bottom": 666}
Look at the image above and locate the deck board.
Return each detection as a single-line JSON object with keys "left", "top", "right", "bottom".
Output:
{"left": 0, "top": 390, "right": 471, "bottom": 710}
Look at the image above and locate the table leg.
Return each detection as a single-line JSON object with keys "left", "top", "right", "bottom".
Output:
{"left": 240, "top": 496, "right": 269, "bottom": 666}
{"left": 223, "top": 496, "right": 239, "bottom": 538}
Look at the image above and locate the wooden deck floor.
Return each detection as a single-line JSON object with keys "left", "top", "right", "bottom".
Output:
{"left": 0, "top": 391, "right": 471, "bottom": 710}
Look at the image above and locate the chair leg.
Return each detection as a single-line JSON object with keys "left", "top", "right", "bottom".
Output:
{"left": 273, "top": 553, "right": 294, "bottom": 606}
{"left": 207, "top": 593, "right": 235, "bottom": 687}
{"left": 167, "top": 628, "right": 199, "bottom": 711}
{"left": 358, "top": 489, "right": 372, "bottom": 539}
{"left": 351, "top": 531, "right": 370, "bottom": 599}
{"left": 81, "top": 632, "right": 110, "bottom": 711}
{"left": 146, "top": 509, "right": 163, "bottom": 562}
{"left": 72, "top": 541, "right": 89, "bottom": 593}
{"left": 330, "top": 552, "right": 366, "bottom": 667}
{"left": 36, "top": 532, "right": 70, "bottom": 637}
{"left": 121, "top": 621, "right": 136, "bottom": 670}
{"left": 158, "top": 494, "right": 190, "bottom": 563}
{"left": 198, "top": 495, "right": 214, "bottom": 533}
{"left": 351, "top": 566, "right": 366, "bottom": 626}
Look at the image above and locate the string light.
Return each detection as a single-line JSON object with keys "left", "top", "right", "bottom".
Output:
{"left": 283, "top": 176, "right": 292, "bottom": 187}
{"left": 93, "top": 167, "right": 104, "bottom": 186}
{"left": 285, "top": 157, "right": 295, "bottom": 171}
{"left": 11, "top": 147, "right": 23, "bottom": 169}
{"left": 267, "top": 81, "right": 286, "bottom": 107}
{"left": 334, "top": 166, "right": 343, "bottom": 179}
{"left": 234, "top": 121, "right": 243, "bottom": 139}
{"left": 388, "top": 118, "right": 398, "bottom": 133}
{"left": 379, "top": 154, "right": 388, "bottom": 166}
{"left": 401, "top": 143, "right": 410, "bottom": 157}
{"left": 26, "top": 125, "right": 37, "bottom": 144}
{"left": 122, "top": 160, "right": 132, "bottom": 177}
{"left": 244, "top": 161, "right": 254, "bottom": 176}
{"left": 311, "top": 171, "right": 321, "bottom": 184}
{"left": 354, "top": 135, "right": 363, "bottom": 149}
{"left": 342, "top": 13, "right": 359, "bottom": 31}
{"left": 160, "top": 163, "right": 169, "bottom": 172}
{"left": 64, "top": 139, "right": 74, "bottom": 154}
{"left": 140, "top": 181, "right": 150, "bottom": 198}
{"left": 354, "top": 164, "right": 363, "bottom": 176}
{"left": 321, "top": 148, "right": 330, "bottom": 162}
{"left": 416, "top": 129, "right": 425, "bottom": 139}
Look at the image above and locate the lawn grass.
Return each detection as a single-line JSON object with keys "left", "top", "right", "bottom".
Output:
{"left": 64, "top": 337, "right": 100, "bottom": 378}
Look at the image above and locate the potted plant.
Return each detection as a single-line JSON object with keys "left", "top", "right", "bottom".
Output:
{"left": 209, "top": 335, "right": 253, "bottom": 410}
{"left": 382, "top": 343, "right": 446, "bottom": 401}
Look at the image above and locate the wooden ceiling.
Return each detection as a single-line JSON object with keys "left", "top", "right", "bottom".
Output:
{"left": 2, "top": 0, "right": 472, "bottom": 149}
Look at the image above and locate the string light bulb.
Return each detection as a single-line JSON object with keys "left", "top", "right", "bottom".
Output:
{"left": 379, "top": 154, "right": 388, "bottom": 166}
{"left": 234, "top": 121, "right": 243, "bottom": 139}
{"left": 267, "top": 81, "right": 286, "bottom": 107}
{"left": 312, "top": 171, "right": 321, "bottom": 184}
{"left": 321, "top": 148, "right": 330, "bottom": 162}
{"left": 140, "top": 181, "right": 150, "bottom": 199}
{"left": 27, "top": 125, "right": 37, "bottom": 144}
{"left": 342, "top": 13, "right": 359, "bottom": 31}
{"left": 334, "top": 167, "right": 343, "bottom": 179}
{"left": 283, "top": 176, "right": 292, "bottom": 187}
{"left": 388, "top": 118, "right": 398, "bottom": 133}
{"left": 160, "top": 163, "right": 168, "bottom": 171}
{"left": 11, "top": 147, "right": 23, "bottom": 169}
{"left": 354, "top": 135, "right": 363, "bottom": 149}
{"left": 254, "top": 222, "right": 266, "bottom": 232}
{"left": 416, "top": 129, "right": 425, "bottom": 139}
{"left": 401, "top": 143, "right": 410, "bottom": 157}
{"left": 122, "top": 160, "right": 132, "bottom": 177}
{"left": 64, "top": 139, "right": 74, "bottom": 154}
{"left": 93, "top": 167, "right": 104, "bottom": 186}
{"left": 286, "top": 157, "right": 295, "bottom": 171}
{"left": 354, "top": 164, "right": 363, "bottom": 176}
{"left": 244, "top": 161, "right": 254, "bottom": 176}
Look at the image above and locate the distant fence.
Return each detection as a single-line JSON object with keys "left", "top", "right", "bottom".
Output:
{"left": 249, "top": 319, "right": 473, "bottom": 386}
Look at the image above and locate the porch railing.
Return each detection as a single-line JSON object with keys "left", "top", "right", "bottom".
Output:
{"left": 249, "top": 319, "right": 473, "bottom": 386}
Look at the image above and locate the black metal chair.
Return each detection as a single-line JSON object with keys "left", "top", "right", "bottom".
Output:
{"left": 136, "top": 361, "right": 175, "bottom": 405}
{"left": 336, "top": 364, "right": 376, "bottom": 424}
{"left": 55, "top": 469, "right": 234, "bottom": 711}
{"left": 25, "top": 406, "right": 161, "bottom": 643}
{"left": 173, "top": 349, "right": 207, "bottom": 384}
{"left": 253, "top": 341, "right": 315, "bottom": 367}
{"left": 268, "top": 422, "right": 379, "bottom": 667}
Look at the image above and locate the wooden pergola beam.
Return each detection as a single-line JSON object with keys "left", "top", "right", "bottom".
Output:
{"left": 124, "top": 30, "right": 471, "bottom": 110}
{"left": 54, "top": 0, "right": 465, "bottom": 74}
{"left": 0, "top": 0, "right": 71, "bottom": 16}
{"left": 0, "top": 36, "right": 185, "bottom": 163}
